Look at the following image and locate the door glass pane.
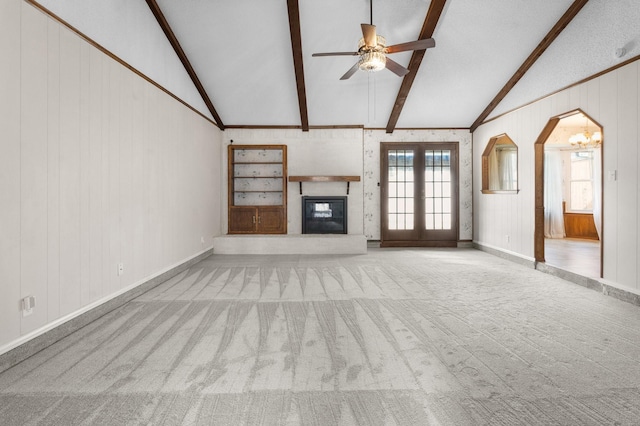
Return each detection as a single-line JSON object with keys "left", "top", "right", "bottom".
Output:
{"left": 397, "top": 214, "right": 406, "bottom": 230}
{"left": 404, "top": 182, "right": 413, "bottom": 198}
{"left": 389, "top": 213, "right": 397, "bottom": 230}
{"left": 434, "top": 198, "right": 442, "bottom": 213}
{"left": 425, "top": 214, "right": 434, "bottom": 230}
{"left": 435, "top": 214, "right": 443, "bottom": 229}
{"left": 443, "top": 214, "right": 452, "bottom": 229}
{"left": 387, "top": 150, "right": 414, "bottom": 230}
{"left": 425, "top": 199, "right": 434, "bottom": 213}
{"left": 425, "top": 183, "right": 433, "bottom": 197}
{"left": 443, "top": 199, "right": 451, "bottom": 213}
{"left": 388, "top": 198, "right": 397, "bottom": 213}
{"left": 424, "top": 150, "right": 452, "bottom": 230}
{"left": 442, "top": 182, "right": 451, "bottom": 198}
{"left": 388, "top": 182, "right": 397, "bottom": 197}
{"left": 406, "top": 198, "right": 414, "bottom": 213}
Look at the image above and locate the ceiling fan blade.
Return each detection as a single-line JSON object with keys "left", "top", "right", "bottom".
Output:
{"left": 361, "top": 23, "right": 377, "bottom": 47}
{"left": 385, "top": 57, "right": 410, "bottom": 77}
{"left": 386, "top": 38, "right": 436, "bottom": 54}
{"left": 340, "top": 62, "right": 361, "bottom": 80}
{"left": 312, "top": 52, "right": 359, "bottom": 57}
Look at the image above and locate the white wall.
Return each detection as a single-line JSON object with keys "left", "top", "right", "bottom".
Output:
{"left": 222, "top": 129, "right": 364, "bottom": 235}
{"left": 0, "top": 2, "right": 222, "bottom": 354}
{"left": 473, "top": 59, "right": 640, "bottom": 294}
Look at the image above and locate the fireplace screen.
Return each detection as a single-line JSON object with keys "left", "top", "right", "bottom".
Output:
{"left": 302, "top": 196, "right": 347, "bottom": 234}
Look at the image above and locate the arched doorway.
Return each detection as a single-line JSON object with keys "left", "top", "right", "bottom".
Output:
{"left": 534, "top": 109, "right": 603, "bottom": 278}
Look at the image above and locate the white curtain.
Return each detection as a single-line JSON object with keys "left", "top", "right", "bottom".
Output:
{"left": 544, "top": 150, "right": 565, "bottom": 238}
{"left": 499, "top": 149, "right": 517, "bottom": 190}
{"left": 592, "top": 147, "right": 602, "bottom": 239}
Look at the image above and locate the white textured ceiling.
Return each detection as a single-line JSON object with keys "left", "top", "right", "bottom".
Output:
{"left": 33, "top": 0, "right": 640, "bottom": 130}
{"left": 491, "top": 0, "right": 640, "bottom": 119}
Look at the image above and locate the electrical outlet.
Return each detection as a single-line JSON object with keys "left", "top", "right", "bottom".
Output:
{"left": 118, "top": 263, "right": 124, "bottom": 276}
{"left": 506, "top": 235, "right": 510, "bottom": 243}
{"left": 21, "top": 296, "right": 36, "bottom": 317}
{"left": 201, "top": 236, "right": 205, "bottom": 244}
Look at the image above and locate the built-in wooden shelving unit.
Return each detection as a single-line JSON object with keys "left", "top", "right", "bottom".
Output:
{"left": 289, "top": 175, "right": 360, "bottom": 194}
{"left": 229, "top": 145, "right": 287, "bottom": 234}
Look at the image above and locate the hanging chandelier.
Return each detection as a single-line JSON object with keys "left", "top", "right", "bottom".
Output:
{"left": 568, "top": 118, "right": 602, "bottom": 149}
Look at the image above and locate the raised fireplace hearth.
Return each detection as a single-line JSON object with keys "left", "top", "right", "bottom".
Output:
{"left": 302, "top": 196, "right": 347, "bottom": 234}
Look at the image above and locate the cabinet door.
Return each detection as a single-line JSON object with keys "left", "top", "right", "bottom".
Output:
{"left": 229, "top": 207, "right": 257, "bottom": 234}
{"left": 257, "top": 207, "right": 286, "bottom": 234}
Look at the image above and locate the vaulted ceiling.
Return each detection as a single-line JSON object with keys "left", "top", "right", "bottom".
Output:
{"left": 31, "top": 0, "right": 640, "bottom": 132}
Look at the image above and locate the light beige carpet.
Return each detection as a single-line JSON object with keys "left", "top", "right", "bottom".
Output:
{"left": 1, "top": 248, "right": 640, "bottom": 425}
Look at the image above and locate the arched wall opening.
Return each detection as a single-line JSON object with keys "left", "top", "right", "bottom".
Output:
{"left": 534, "top": 109, "right": 603, "bottom": 278}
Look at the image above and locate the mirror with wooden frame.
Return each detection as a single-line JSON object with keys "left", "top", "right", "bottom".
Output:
{"left": 482, "top": 134, "right": 519, "bottom": 194}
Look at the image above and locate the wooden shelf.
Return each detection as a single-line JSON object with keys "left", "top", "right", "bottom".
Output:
{"left": 235, "top": 190, "right": 282, "bottom": 193}
{"left": 234, "top": 162, "right": 282, "bottom": 165}
{"left": 288, "top": 175, "right": 360, "bottom": 194}
{"left": 289, "top": 175, "right": 360, "bottom": 182}
{"left": 234, "top": 176, "right": 283, "bottom": 179}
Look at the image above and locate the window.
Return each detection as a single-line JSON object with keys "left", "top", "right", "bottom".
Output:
{"left": 569, "top": 151, "right": 593, "bottom": 212}
{"left": 481, "top": 134, "right": 518, "bottom": 193}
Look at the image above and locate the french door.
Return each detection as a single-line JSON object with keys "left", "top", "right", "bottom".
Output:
{"left": 381, "top": 142, "right": 459, "bottom": 247}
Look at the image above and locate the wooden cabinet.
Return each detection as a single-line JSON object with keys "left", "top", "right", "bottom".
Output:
{"left": 228, "top": 145, "right": 287, "bottom": 234}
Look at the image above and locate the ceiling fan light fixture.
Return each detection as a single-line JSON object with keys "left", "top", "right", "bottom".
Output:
{"left": 359, "top": 50, "right": 386, "bottom": 72}
{"left": 312, "top": 11, "right": 434, "bottom": 79}
{"left": 358, "top": 35, "right": 386, "bottom": 72}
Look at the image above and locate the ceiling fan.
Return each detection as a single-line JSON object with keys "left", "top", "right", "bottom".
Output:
{"left": 312, "top": 0, "right": 436, "bottom": 80}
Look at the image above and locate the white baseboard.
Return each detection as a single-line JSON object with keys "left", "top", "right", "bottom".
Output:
{"left": 0, "top": 247, "right": 213, "bottom": 373}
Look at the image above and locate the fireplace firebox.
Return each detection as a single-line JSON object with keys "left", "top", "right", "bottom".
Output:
{"left": 302, "top": 196, "right": 347, "bottom": 234}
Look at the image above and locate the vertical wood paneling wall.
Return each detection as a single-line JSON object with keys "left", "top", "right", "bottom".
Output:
{"left": 0, "top": 2, "right": 222, "bottom": 354}
{"left": 473, "top": 60, "right": 640, "bottom": 294}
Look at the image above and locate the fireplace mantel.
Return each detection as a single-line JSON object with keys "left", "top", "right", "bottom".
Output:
{"left": 289, "top": 175, "right": 360, "bottom": 194}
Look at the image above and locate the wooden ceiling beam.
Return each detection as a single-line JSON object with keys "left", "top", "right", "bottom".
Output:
{"left": 145, "top": 0, "right": 225, "bottom": 130}
{"left": 470, "top": 0, "right": 589, "bottom": 132}
{"left": 385, "top": 0, "right": 448, "bottom": 134}
{"left": 286, "top": 0, "right": 310, "bottom": 131}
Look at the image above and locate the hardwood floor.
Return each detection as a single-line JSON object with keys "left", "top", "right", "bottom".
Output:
{"left": 544, "top": 237, "right": 601, "bottom": 278}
